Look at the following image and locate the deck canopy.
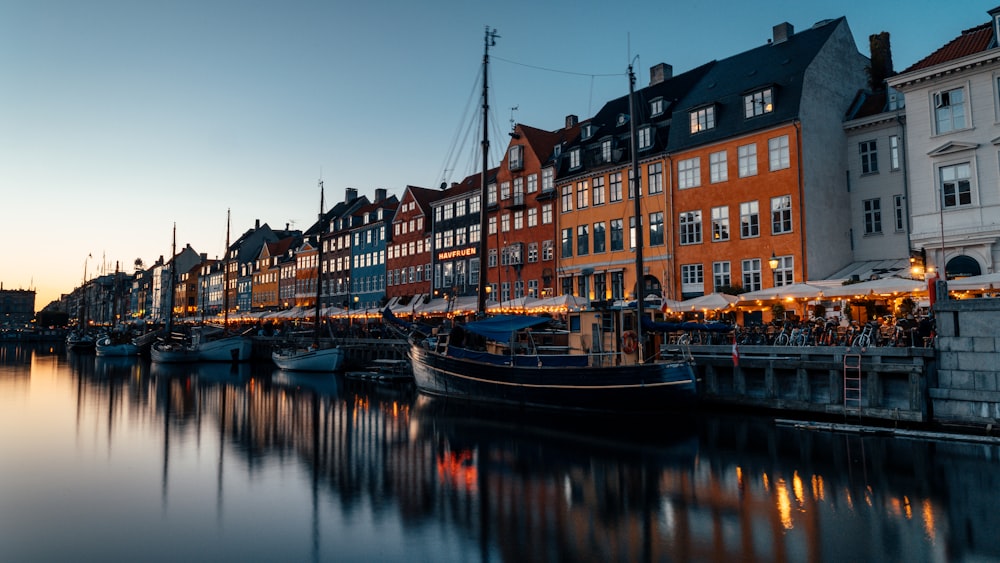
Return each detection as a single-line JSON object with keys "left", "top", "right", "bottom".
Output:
{"left": 463, "top": 315, "right": 551, "bottom": 343}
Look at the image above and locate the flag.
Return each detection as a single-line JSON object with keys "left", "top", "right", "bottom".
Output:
{"left": 732, "top": 335, "right": 739, "bottom": 367}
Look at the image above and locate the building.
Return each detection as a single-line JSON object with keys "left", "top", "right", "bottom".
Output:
{"left": 887, "top": 6, "right": 1000, "bottom": 279}
{"left": 429, "top": 170, "right": 492, "bottom": 308}
{"left": 387, "top": 185, "right": 440, "bottom": 305}
{"left": 0, "top": 287, "right": 36, "bottom": 326}
{"left": 348, "top": 188, "right": 398, "bottom": 311}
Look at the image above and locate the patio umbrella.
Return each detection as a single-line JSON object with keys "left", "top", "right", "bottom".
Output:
{"left": 822, "top": 276, "right": 927, "bottom": 298}
{"left": 679, "top": 293, "right": 738, "bottom": 311}
{"left": 946, "top": 272, "right": 1000, "bottom": 292}
{"left": 738, "top": 282, "right": 827, "bottom": 302}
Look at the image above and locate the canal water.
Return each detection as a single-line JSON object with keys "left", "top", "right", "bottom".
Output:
{"left": 1, "top": 343, "right": 997, "bottom": 562}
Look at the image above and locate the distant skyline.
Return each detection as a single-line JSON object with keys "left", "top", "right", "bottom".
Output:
{"left": 3, "top": 0, "right": 996, "bottom": 310}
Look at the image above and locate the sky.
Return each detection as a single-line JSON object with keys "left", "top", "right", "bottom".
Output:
{"left": 2, "top": 0, "right": 996, "bottom": 310}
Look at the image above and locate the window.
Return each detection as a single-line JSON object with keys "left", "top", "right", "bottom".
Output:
{"left": 648, "top": 163, "right": 663, "bottom": 194}
{"left": 741, "top": 258, "right": 762, "bottom": 292}
{"left": 940, "top": 162, "right": 972, "bottom": 207}
{"left": 513, "top": 178, "right": 523, "bottom": 204}
{"left": 508, "top": 145, "right": 523, "bottom": 170}
{"left": 681, "top": 264, "right": 704, "bottom": 288}
{"left": 713, "top": 261, "right": 731, "bottom": 291}
{"left": 541, "top": 203, "right": 553, "bottom": 224}
{"left": 771, "top": 196, "right": 792, "bottom": 234}
{"left": 638, "top": 126, "right": 652, "bottom": 150}
{"left": 738, "top": 144, "right": 757, "bottom": 177}
{"left": 711, "top": 206, "right": 729, "bottom": 241}
{"left": 863, "top": 198, "right": 882, "bottom": 234}
{"left": 569, "top": 148, "right": 581, "bottom": 169}
{"left": 610, "top": 271, "right": 624, "bottom": 300}
{"left": 488, "top": 216, "right": 497, "bottom": 235}
{"left": 609, "top": 172, "right": 623, "bottom": 202}
{"left": 500, "top": 181, "right": 510, "bottom": 201}
{"left": 650, "top": 98, "right": 664, "bottom": 116}
{"left": 576, "top": 181, "right": 588, "bottom": 209}
{"left": 773, "top": 255, "right": 794, "bottom": 287}
{"left": 744, "top": 88, "right": 774, "bottom": 118}
{"left": 513, "top": 210, "right": 523, "bottom": 230}
{"left": 710, "top": 151, "right": 728, "bottom": 183}
{"left": 610, "top": 219, "right": 624, "bottom": 251}
{"left": 469, "top": 194, "right": 480, "bottom": 214}
{"left": 560, "top": 184, "right": 573, "bottom": 212}
{"left": 527, "top": 279, "right": 539, "bottom": 297}
{"left": 889, "top": 135, "right": 901, "bottom": 171}
{"left": 859, "top": 140, "right": 878, "bottom": 174}
{"left": 527, "top": 173, "right": 538, "bottom": 193}
{"left": 541, "top": 168, "right": 554, "bottom": 192}
{"left": 527, "top": 242, "right": 538, "bottom": 263}
{"left": 501, "top": 213, "right": 510, "bottom": 232}
{"left": 690, "top": 106, "right": 715, "bottom": 133}
{"left": 527, "top": 208, "right": 537, "bottom": 227}
{"left": 561, "top": 228, "right": 573, "bottom": 258}
{"left": 629, "top": 216, "right": 637, "bottom": 249}
{"left": 740, "top": 201, "right": 760, "bottom": 238}
{"left": 542, "top": 240, "right": 554, "bottom": 261}
{"left": 581, "top": 124, "right": 593, "bottom": 140}
{"left": 678, "top": 157, "right": 700, "bottom": 189}
{"left": 601, "top": 139, "right": 612, "bottom": 163}
{"left": 488, "top": 249, "right": 497, "bottom": 268}
{"left": 487, "top": 183, "right": 497, "bottom": 206}
{"left": 649, "top": 212, "right": 664, "bottom": 246}
{"left": 769, "top": 135, "right": 790, "bottom": 171}
{"left": 934, "top": 87, "right": 966, "bottom": 133}
{"left": 679, "top": 211, "right": 702, "bottom": 245}
{"left": 592, "top": 176, "right": 605, "bottom": 206}
{"left": 893, "top": 195, "right": 905, "bottom": 232}
{"left": 593, "top": 222, "right": 606, "bottom": 253}
{"left": 593, "top": 273, "right": 606, "bottom": 301}
{"left": 576, "top": 225, "right": 589, "bottom": 255}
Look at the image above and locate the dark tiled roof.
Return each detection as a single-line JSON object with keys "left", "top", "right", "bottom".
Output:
{"left": 845, "top": 90, "right": 888, "bottom": 120}
{"left": 902, "top": 23, "right": 993, "bottom": 73}
{"left": 668, "top": 18, "right": 844, "bottom": 152}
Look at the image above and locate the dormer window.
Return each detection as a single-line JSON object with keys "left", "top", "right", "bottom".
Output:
{"left": 581, "top": 123, "right": 593, "bottom": 140}
{"left": 569, "top": 148, "right": 581, "bottom": 169}
{"left": 650, "top": 98, "right": 664, "bottom": 116}
{"left": 553, "top": 144, "right": 562, "bottom": 158}
{"left": 601, "top": 138, "right": 613, "bottom": 163}
{"left": 744, "top": 87, "right": 774, "bottom": 118}
{"left": 617, "top": 113, "right": 629, "bottom": 126}
{"left": 508, "top": 144, "right": 524, "bottom": 171}
{"left": 690, "top": 105, "right": 715, "bottom": 134}
{"left": 638, "top": 126, "right": 652, "bottom": 150}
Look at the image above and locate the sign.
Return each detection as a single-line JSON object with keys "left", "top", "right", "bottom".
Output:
{"left": 437, "top": 247, "right": 477, "bottom": 261}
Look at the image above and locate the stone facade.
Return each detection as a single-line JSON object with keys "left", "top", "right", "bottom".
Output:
{"left": 930, "top": 298, "right": 1000, "bottom": 425}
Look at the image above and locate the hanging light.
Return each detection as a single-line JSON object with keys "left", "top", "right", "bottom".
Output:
{"left": 768, "top": 252, "right": 780, "bottom": 270}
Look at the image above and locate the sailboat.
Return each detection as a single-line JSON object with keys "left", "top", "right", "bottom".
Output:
{"left": 66, "top": 254, "right": 97, "bottom": 352}
{"left": 192, "top": 209, "right": 254, "bottom": 362}
{"left": 385, "top": 30, "right": 697, "bottom": 413}
{"left": 151, "top": 224, "right": 199, "bottom": 363}
{"left": 96, "top": 262, "right": 139, "bottom": 357}
{"left": 271, "top": 181, "right": 345, "bottom": 372}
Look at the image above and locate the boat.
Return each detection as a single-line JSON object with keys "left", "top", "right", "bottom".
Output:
{"left": 270, "top": 181, "right": 344, "bottom": 372}
{"left": 66, "top": 256, "right": 96, "bottom": 352}
{"left": 344, "top": 358, "right": 412, "bottom": 382}
{"left": 390, "top": 32, "right": 697, "bottom": 413}
{"left": 151, "top": 223, "right": 199, "bottom": 364}
{"left": 95, "top": 333, "right": 139, "bottom": 357}
{"left": 193, "top": 210, "right": 253, "bottom": 362}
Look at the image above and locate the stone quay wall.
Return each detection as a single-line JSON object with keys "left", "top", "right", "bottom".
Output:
{"left": 930, "top": 298, "right": 1000, "bottom": 426}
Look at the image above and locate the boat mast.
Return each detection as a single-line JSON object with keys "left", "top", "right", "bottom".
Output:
{"left": 628, "top": 63, "right": 645, "bottom": 363}
{"left": 223, "top": 208, "right": 230, "bottom": 328}
{"left": 315, "top": 180, "right": 325, "bottom": 342}
{"left": 165, "top": 223, "right": 177, "bottom": 335}
{"left": 476, "top": 26, "right": 499, "bottom": 317}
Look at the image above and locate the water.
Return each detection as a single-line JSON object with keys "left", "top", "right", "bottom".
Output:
{"left": 1, "top": 342, "right": 997, "bottom": 562}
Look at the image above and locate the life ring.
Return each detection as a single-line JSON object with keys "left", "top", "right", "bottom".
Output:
{"left": 622, "top": 330, "right": 638, "bottom": 354}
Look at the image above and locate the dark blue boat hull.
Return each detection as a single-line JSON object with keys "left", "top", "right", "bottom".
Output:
{"left": 409, "top": 342, "right": 697, "bottom": 413}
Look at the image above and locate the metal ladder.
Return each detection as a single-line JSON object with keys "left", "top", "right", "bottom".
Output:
{"left": 843, "top": 353, "right": 862, "bottom": 413}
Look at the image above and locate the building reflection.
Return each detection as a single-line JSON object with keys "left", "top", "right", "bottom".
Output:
{"left": 54, "top": 353, "right": 1000, "bottom": 562}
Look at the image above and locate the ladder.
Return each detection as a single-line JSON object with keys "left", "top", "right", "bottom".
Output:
{"left": 843, "top": 353, "right": 862, "bottom": 413}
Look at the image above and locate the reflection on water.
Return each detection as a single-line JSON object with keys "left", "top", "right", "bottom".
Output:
{"left": 1, "top": 342, "right": 998, "bottom": 561}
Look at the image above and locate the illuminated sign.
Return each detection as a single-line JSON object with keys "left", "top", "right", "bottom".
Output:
{"left": 437, "top": 247, "right": 477, "bottom": 261}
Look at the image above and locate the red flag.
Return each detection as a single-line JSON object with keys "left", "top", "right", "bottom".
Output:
{"left": 732, "top": 335, "right": 739, "bottom": 367}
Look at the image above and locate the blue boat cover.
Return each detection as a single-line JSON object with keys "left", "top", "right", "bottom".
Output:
{"left": 462, "top": 315, "right": 552, "bottom": 344}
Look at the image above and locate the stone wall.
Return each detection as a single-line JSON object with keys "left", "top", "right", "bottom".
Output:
{"left": 930, "top": 298, "right": 1000, "bottom": 426}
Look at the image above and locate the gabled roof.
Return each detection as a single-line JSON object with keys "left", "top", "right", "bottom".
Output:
{"left": 436, "top": 167, "right": 499, "bottom": 202}
{"left": 668, "top": 17, "right": 845, "bottom": 152}
{"left": 402, "top": 185, "right": 442, "bottom": 217}
{"left": 903, "top": 22, "right": 994, "bottom": 73}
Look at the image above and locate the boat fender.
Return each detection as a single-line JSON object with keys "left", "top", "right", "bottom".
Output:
{"left": 622, "top": 330, "right": 638, "bottom": 354}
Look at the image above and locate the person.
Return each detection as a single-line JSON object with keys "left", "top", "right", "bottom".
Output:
{"left": 917, "top": 315, "right": 935, "bottom": 347}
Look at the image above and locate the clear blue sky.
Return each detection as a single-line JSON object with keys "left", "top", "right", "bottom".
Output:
{"left": 2, "top": 0, "right": 995, "bottom": 310}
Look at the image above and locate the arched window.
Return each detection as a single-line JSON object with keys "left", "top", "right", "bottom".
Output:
{"left": 945, "top": 255, "right": 982, "bottom": 279}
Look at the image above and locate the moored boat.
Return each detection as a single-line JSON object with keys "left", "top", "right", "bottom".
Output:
{"left": 95, "top": 335, "right": 139, "bottom": 357}
{"left": 272, "top": 344, "right": 344, "bottom": 372}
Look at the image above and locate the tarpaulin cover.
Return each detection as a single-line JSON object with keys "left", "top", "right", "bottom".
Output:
{"left": 462, "top": 315, "right": 552, "bottom": 343}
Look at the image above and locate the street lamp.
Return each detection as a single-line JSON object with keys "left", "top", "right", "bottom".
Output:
{"left": 768, "top": 252, "right": 779, "bottom": 270}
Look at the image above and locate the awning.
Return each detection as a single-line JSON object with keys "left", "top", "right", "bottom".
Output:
{"left": 824, "top": 258, "right": 911, "bottom": 283}
{"left": 462, "top": 315, "right": 552, "bottom": 343}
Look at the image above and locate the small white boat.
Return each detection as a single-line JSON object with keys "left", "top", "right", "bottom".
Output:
{"left": 150, "top": 339, "right": 199, "bottom": 363}
{"left": 192, "top": 327, "right": 254, "bottom": 362}
{"left": 95, "top": 335, "right": 139, "bottom": 357}
{"left": 271, "top": 344, "right": 344, "bottom": 372}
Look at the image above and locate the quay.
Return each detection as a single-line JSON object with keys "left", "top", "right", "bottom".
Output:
{"left": 242, "top": 297, "right": 1000, "bottom": 434}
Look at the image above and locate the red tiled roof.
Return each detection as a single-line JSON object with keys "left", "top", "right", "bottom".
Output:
{"left": 903, "top": 23, "right": 993, "bottom": 73}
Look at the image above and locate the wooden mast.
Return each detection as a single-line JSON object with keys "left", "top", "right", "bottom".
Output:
{"left": 476, "top": 26, "right": 498, "bottom": 316}
{"left": 315, "top": 180, "right": 325, "bottom": 343}
{"left": 628, "top": 64, "right": 645, "bottom": 363}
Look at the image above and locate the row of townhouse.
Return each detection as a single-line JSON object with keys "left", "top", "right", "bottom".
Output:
{"left": 65, "top": 8, "right": 1000, "bottom": 323}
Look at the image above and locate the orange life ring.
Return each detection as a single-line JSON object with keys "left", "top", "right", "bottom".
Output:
{"left": 622, "top": 330, "right": 638, "bottom": 354}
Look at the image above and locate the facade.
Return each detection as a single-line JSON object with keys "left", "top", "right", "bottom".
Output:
{"left": 1, "top": 288, "right": 36, "bottom": 326}
{"left": 323, "top": 188, "right": 368, "bottom": 311}
{"left": 430, "top": 171, "right": 490, "bottom": 306}
{"left": 490, "top": 123, "right": 576, "bottom": 302}
{"left": 349, "top": 189, "right": 398, "bottom": 311}
{"left": 387, "top": 185, "right": 440, "bottom": 303}
{"left": 888, "top": 7, "right": 1000, "bottom": 279}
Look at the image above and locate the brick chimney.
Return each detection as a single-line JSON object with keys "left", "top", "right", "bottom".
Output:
{"left": 868, "top": 32, "right": 894, "bottom": 91}
{"left": 649, "top": 63, "right": 672, "bottom": 86}
{"left": 772, "top": 22, "right": 794, "bottom": 44}
{"left": 374, "top": 188, "right": 387, "bottom": 202}
{"left": 345, "top": 187, "right": 358, "bottom": 202}
{"left": 565, "top": 114, "right": 578, "bottom": 128}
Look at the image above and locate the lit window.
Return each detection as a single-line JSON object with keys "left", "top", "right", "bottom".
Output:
{"left": 638, "top": 126, "right": 652, "bottom": 150}
{"left": 711, "top": 206, "right": 729, "bottom": 241}
{"left": 690, "top": 106, "right": 715, "bottom": 133}
{"left": 679, "top": 211, "right": 702, "bottom": 245}
{"left": 744, "top": 88, "right": 773, "bottom": 118}
{"left": 771, "top": 195, "right": 792, "bottom": 234}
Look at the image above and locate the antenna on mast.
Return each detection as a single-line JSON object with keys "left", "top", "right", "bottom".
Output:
{"left": 509, "top": 105, "right": 518, "bottom": 133}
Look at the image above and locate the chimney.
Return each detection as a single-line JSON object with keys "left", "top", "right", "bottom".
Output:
{"left": 649, "top": 63, "right": 673, "bottom": 86}
{"left": 565, "top": 114, "right": 578, "bottom": 128}
{"left": 375, "top": 188, "right": 387, "bottom": 202}
{"left": 255, "top": 219, "right": 260, "bottom": 229}
{"left": 868, "top": 32, "right": 894, "bottom": 91}
{"left": 345, "top": 187, "right": 358, "bottom": 202}
{"left": 772, "top": 22, "right": 794, "bottom": 44}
